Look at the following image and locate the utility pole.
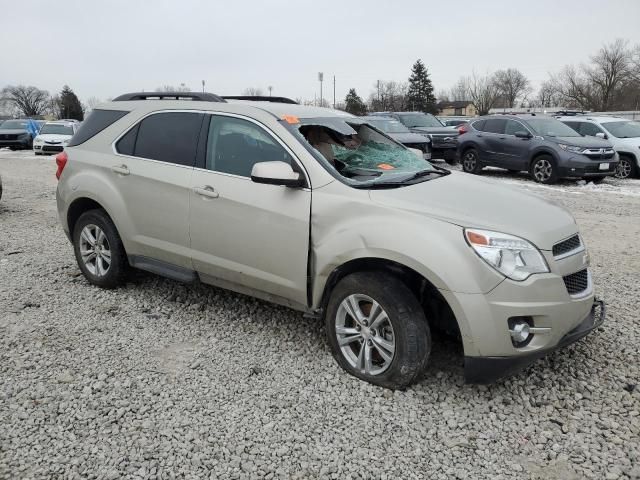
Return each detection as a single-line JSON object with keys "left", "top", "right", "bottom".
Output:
{"left": 333, "top": 75, "right": 336, "bottom": 109}
{"left": 318, "top": 72, "right": 324, "bottom": 107}
{"left": 202, "top": 80, "right": 205, "bottom": 93}
{"left": 268, "top": 86, "right": 273, "bottom": 97}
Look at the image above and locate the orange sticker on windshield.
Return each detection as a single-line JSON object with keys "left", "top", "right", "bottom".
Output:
{"left": 281, "top": 115, "right": 300, "bottom": 124}
{"left": 377, "top": 163, "right": 395, "bottom": 170}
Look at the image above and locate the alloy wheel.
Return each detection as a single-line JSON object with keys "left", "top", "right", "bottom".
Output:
{"left": 79, "top": 224, "right": 112, "bottom": 277}
{"left": 335, "top": 294, "right": 395, "bottom": 376}
{"left": 615, "top": 158, "right": 632, "bottom": 179}
{"left": 533, "top": 159, "right": 553, "bottom": 182}
{"left": 463, "top": 151, "right": 477, "bottom": 172}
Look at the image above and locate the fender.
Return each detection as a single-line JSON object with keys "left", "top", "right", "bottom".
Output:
{"left": 528, "top": 146, "right": 559, "bottom": 166}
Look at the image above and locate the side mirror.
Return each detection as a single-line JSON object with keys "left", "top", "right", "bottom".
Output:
{"left": 515, "top": 131, "right": 532, "bottom": 139}
{"left": 408, "top": 147, "right": 424, "bottom": 159}
{"left": 595, "top": 132, "right": 607, "bottom": 139}
{"left": 250, "top": 161, "right": 305, "bottom": 188}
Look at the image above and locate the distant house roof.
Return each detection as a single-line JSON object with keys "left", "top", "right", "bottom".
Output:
{"left": 437, "top": 100, "right": 473, "bottom": 109}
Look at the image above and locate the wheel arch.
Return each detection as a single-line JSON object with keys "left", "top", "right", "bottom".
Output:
{"left": 67, "top": 197, "right": 113, "bottom": 235}
{"left": 529, "top": 148, "right": 559, "bottom": 167}
{"left": 319, "top": 257, "right": 462, "bottom": 341}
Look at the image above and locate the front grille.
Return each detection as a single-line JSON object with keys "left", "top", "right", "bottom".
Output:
{"left": 553, "top": 234, "right": 581, "bottom": 257}
{"left": 42, "top": 145, "right": 63, "bottom": 153}
{"left": 404, "top": 142, "right": 427, "bottom": 152}
{"left": 583, "top": 148, "right": 615, "bottom": 160}
{"left": 563, "top": 269, "right": 589, "bottom": 295}
{"left": 0, "top": 134, "right": 18, "bottom": 141}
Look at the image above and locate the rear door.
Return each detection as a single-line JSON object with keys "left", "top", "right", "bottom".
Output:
{"left": 189, "top": 113, "right": 311, "bottom": 307}
{"left": 112, "top": 111, "right": 204, "bottom": 269}
{"left": 480, "top": 118, "right": 507, "bottom": 165}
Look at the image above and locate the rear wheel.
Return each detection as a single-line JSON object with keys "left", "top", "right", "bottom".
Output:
{"left": 530, "top": 155, "right": 558, "bottom": 184}
{"left": 325, "top": 272, "right": 431, "bottom": 389}
{"left": 615, "top": 155, "right": 636, "bottom": 179}
{"left": 462, "top": 148, "right": 482, "bottom": 174}
{"left": 73, "top": 209, "right": 127, "bottom": 288}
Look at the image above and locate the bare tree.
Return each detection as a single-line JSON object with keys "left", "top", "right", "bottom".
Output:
{"left": 535, "top": 80, "right": 562, "bottom": 108}
{"left": 85, "top": 96, "right": 103, "bottom": 110}
{"left": 552, "top": 65, "right": 598, "bottom": 110}
{"left": 155, "top": 83, "right": 190, "bottom": 92}
{"left": 585, "top": 39, "right": 632, "bottom": 110}
{"left": 435, "top": 89, "right": 450, "bottom": 103}
{"left": 242, "top": 87, "right": 264, "bottom": 96}
{"left": 368, "top": 80, "right": 408, "bottom": 111}
{"left": 449, "top": 80, "right": 469, "bottom": 101}
{"left": 1, "top": 85, "right": 50, "bottom": 117}
{"left": 460, "top": 72, "right": 500, "bottom": 115}
{"left": 493, "top": 68, "right": 531, "bottom": 108}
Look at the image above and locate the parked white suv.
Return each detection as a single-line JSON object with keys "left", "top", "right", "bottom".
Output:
{"left": 33, "top": 120, "right": 80, "bottom": 155}
{"left": 55, "top": 92, "right": 604, "bottom": 389}
{"left": 558, "top": 116, "right": 640, "bottom": 179}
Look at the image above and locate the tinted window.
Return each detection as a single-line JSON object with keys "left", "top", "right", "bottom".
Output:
{"left": 562, "top": 121, "right": 581, "bottom": 133}
{"left": 482, "top": 119, "right": 506, "bottom": 134}
{"left": 471, "top": 119, "right": 485, "bottom": 131}
{"left": 68, "top": 109, "right": 128, "bottom": 146}
{"left": 115, "top": 123, "right": 139, "bottom": 156}
{"left": 133, "top": 112, "right": 202, "bottom": 166}
{"left": 579, "top": 122, "right": 604, "bottom": 137}
{"left": 504, "top": 120, "right": 525, "bottom": 135}
{"left": 206, "top": 115, "right": 293, "bottom": 177}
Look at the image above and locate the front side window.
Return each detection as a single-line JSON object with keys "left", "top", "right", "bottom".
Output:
{"left": 206, "top": 115, "right": 293, "bottom": 177}
{"left": 124, "top": 112, "right": 203, "bottom": 166}
{"left": 579, "top": 122, "right": 604, "bottom": 137}
{"left": 504, "top": 120, "right": 526, "bottom": 135}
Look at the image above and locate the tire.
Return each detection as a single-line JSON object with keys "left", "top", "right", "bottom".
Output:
{"left": 615, "top": 155, "right": 636, "bottom": 179}
{"left": 72, "top": 209, "right": 127, "bottom": 288}
{"left": 325, "top": 272, "right": 431, "bottom": 389}
{"left": 529, "top": 155, "right": 558, "bottom": 184}
{"left": 461, "top": 148, "right": 482, "bottom": 174}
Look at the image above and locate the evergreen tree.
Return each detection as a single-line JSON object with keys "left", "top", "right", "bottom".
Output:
{"left": 344, "top": 88, "right": 367, "bottom": 116}
{"left": 59, "top": 85, "right": 84, "bottom": 120}
{"left": 406, "top": 59, "right": 437, "bottom": 114}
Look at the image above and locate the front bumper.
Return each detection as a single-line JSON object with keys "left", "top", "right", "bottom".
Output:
{"left": 0, "top": 139, "right": 31, "bottom": 148}
{"left": 465, "top": 299, "right": 605, "bottom": 383}
{"left": 34, "top": 143, "right": 65, "bottom": 154}
{"left": 557, "top": 153, "right": 618, "bottom": 178}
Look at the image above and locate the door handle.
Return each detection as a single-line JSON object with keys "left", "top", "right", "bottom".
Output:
{"left": 111, "top": 164, "right": 130, "bottom": 175}
{"left": 193, "top": 186, "right": 219, "bottom": 199}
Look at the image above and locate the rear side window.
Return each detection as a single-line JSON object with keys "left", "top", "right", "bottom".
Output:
{"left": 126, "top": 112, "right": 203, "bottom": 166}
{"left": 68, "top": 109, "right": 128, "bottom": 146}
{"left": 482, "top": 119, "right": 506, "bottom": 134}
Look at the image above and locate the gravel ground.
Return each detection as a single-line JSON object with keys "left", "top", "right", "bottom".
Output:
{"left": 0, "top": 150, "right": 639, "bottom": 480}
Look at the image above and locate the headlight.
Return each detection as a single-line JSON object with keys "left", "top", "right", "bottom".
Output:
{"left": 558, "top": 144, "right": 585, "bottom": 154}
{"left": 465, "top": 229, "right": 549, "bottom": 281}
{"left": 34, "top": 136, "right": 43, "bottom": 143}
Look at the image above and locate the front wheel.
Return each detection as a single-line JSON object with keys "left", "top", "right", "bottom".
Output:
{"left": 325, "top": 272, "right": 431, "bottom": 389}
{"left": 615, "top": 156, "right": 636, "bottom": 179}
{"left": 73, "top": 209, "right": 128, "bottom": 288}
{"left": 461, "top": 148, "right": 482, "bottom": 174}
{"left": 530, "top": 155, "right": 558, "bottom": 184}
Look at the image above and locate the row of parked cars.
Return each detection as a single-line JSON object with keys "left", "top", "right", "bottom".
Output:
{"left": 363, "top": 111, "right": 640, "bottom": 183}
{"left": 0, "top": 118, "right": 81, "bottom": 154}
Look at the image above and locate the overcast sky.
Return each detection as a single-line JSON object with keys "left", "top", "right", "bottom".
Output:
{"left": 3, "top": 0, "right": 640, "bottom": 105}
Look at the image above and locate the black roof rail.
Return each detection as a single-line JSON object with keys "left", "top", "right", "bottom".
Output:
{"left": 222, "top": 95, "right": 298, "bottom": 104}
{"left": 112, "top": 92, "right": 226, "bottom": 102}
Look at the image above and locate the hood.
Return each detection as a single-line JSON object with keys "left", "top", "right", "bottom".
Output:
{"left": 0, "top": 129, "right": 29, "bottom": 135}
{"left": 410, "top": 126, "right": 459, "bottom": 136}
{"left": 388, "top": 132, "right": 431, "bottom": 144}
{"left": 36, "top": 133, "right": 72, "bottom": 143}
{"left": 547, "top": 136, "right": 612, "bottom": 149}
{"left": 369, "top": 171, "right": 576, "bottom": 250}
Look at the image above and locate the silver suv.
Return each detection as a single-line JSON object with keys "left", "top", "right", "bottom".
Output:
{"left": 56, "top": 92, "right": 605, "bottom": 388}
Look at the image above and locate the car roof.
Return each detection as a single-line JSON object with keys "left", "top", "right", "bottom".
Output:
{"left": 556, "top": 115, "right": 627, "bottom": 123}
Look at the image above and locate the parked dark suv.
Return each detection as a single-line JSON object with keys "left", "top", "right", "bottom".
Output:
{"left": 371, "top": 111, "right": 458, "bottom": 163}
{"left": 457, "top": 115, "right": 618, "bottom": 184}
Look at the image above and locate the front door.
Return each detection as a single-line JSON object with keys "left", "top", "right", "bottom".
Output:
{"left": 189, "top": 114, "right": 311, "bottom": 307}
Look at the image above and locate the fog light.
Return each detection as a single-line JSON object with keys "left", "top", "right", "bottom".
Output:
{"left": 510, "top": 322, "right": 530, "bottom": 343}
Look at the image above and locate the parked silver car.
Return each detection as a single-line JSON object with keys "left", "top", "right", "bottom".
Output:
{"left": 55, "top": 92, "right": 604, "bottom": 388}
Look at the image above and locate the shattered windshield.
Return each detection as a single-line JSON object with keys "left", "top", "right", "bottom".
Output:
{"left": 295, "top": 117, "right": 445, "bottom": 188}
